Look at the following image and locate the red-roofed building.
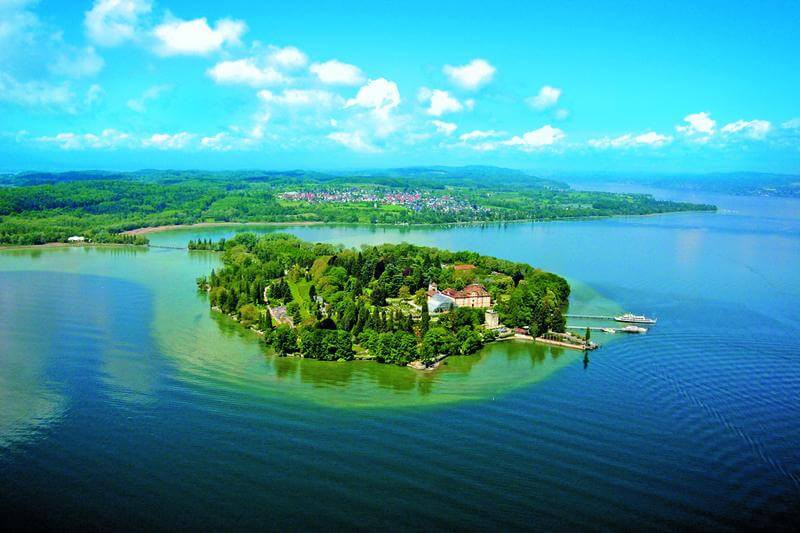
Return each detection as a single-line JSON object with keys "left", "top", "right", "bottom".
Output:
{"left": 453, "top": 264, "right": 476, "bottom": 271}
{"left": 426, "top": 282, "right": 492, "bottom": 312}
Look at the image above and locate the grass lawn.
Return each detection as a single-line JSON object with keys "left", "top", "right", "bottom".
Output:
{"left": 287, "top": 279, "right": 313, "bottom": 320}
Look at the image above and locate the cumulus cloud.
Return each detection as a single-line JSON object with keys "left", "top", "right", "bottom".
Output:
{"left": 200, "top": 132, "right": 236, "bottom": 151}
{"left": 36, "top": 128, "right": 131, "bottom": 150}
{"left": 527, "top": 85, "right": 561, "bottom": 110}
{"left": 51, "top": 46, "right": 105, "bottom": 78}
{"left": 782, "top": 118, "right": 800, "bottom": 130}
{"left": 153, "top": 17, "right": 245, "bottom": 56}
{"left": 459, "top": 129, "right": 503, "bottom": 142}
{"left": 502, "top": 125, "right": 565, "bottom": 150}
{"left": 588, "top": 131, "right": 672, "bottom": 148}
{"left": 85, "top": 0, "right": 151, "bottom": 46}
{"left": 720, "top": 119, "right": 771, "bottom": 140}
{"left": 676, "top": 111, "right": 716, "bottom": 140}
{"left": 84, "top": 84, "right": 104, "bottom": 106}
{"left": 207, "top": 58, "right": 289, "bottom": 86}
{"left": 258, "top": 88, "right": 342, "bottom": 108}
{"left": 430, "top": 120, "right": 457, "bottom": 135}
{"left": 327, "top": 131, "right": 380, "bottom": 153}
{"left": 419, "top": 88, "right": 463, "bottom": 116}
{"left": 267, "top": 45, "right": 307, "bottom": 69}
{"left": 142, "top": 132, "right": 195, "bottom": 149}
{"left": 443, "top": 59, "right": 496, "bottom": 90}
{"left": 310, "top": 59, "right": 364, "bottom": 86}
{"left": 0, "top": 72, "right": 74, "bottom": 110}
{"left": 345, "top": 78, "right": 400, "bottom": 112}
{"left": 126, "top": 84, "right": 171, "bottom": 112}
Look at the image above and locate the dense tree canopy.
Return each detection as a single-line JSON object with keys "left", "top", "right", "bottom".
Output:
{"left": 197, "top": 233, "right": 572, "bottom": 366}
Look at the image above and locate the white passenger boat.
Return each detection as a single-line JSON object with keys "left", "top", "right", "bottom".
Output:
{"left": 614, "top": 313, "right": 657, "bottom": 324}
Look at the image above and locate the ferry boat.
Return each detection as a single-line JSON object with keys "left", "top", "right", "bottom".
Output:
{"left": 614, "top": 312, "right": 657, "bottom": 324}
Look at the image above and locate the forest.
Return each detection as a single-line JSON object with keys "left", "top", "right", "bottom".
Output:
{"left": 0, "top": 167, "right": 717, "bottom": 246}
{"left": 195, "top": 232, "right": 571, "bottom": 366}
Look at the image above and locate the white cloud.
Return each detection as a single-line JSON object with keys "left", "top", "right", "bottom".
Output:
{"left": 85, "top": 84, "right": 104, "bottom": 106}
{"left": 36, "top": 128, "right": 131, "bottom": 150}
{"left": 126, "top": 84, "right": 171, "bottom": 112}
{"left": 0, "top": 72, "right": 74, "bottom": 109}
{"left": 345, "top": 78, "right": 400, "bottom": 112}
{"left": 328, "top": 131, "right": 380, "bottom": 153}
{"left": 634, "top": 131, "right": 672, "bottom": 145}
{"left": 143, "top": 132, "right": 194, "bottom": 149}
{"left": 782, "top": 118, "right": 800, "bottom": 130}
{"left": 527, "top": 85, "right": 561, "bottom": 110}
{"left": 676, "top": 111, "right": 716, "bottom": 140}
{"left": 443, "top": 59, "right": 496, "bottom": 90}
{"left": 720, "top": 119, "right": 771, "bottom": 140}
{"left": 207, "top": 58, "right": 289, "bottom": 86}
{"left": 153, "top": 17, "right": 245, "bottom": 56}
{"left": 200, "top": 132, "right": 235, "bottom": 151}
{"left": 420, "top": 89, "right": 463, "bottom": 116}
{"left": 309, "top": 60, "right": 364, "bottom": 86}
{"left": 430, "top": 120, "right": 457, "bottom": 135}
{"left": 589, "top": 131, "right": 672, "bottom": 148}
{"left": 258, "top": 88, "right": 342, "bottom": 107}
{"left": 51, "top": 46, "right": 105, "bottom": 78}
{"left": 85, "top": 0, "right": 151, "bottom": 46}
{"left": 459, "top": 129, "right": 503, "bottom": 141}
{"left": 267, "top": 46, "right": 307, "bottom": 69}
{"left": 502, "top": 125, "right": 565, "bottom": 150}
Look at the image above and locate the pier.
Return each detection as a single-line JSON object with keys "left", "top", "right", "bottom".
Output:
{"left": 566, "top": 325, "right": 647, "bottom": 334}
{"left": 565, "top": 314, "right": 616, "bottom": 320}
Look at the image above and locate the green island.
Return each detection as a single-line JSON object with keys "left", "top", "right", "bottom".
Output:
{"left": 195, "top": 232, "right": 592, "bottom": 368}
{"left": 0, "top": 166, "right": 716, "bottom": 246}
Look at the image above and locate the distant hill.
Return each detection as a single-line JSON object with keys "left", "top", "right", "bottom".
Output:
{"left": 0, "top": 166, "right": 569, "bottom": 191}
{"left": 563, "top": 171, "right": 800, "bottom": 198}
{"left": 651, "top": 172, "right": 800, "bottom": 198}
{"left": 330, "top": 166, "right": 567, "bottom": 190}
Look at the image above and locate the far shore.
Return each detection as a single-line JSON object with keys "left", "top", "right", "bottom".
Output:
{"left": 2, "top": 207, "right": 717, "bottom": 250}
{"left": 121, "top": 221, "right": 324, "bottom": 235}
{"left": 120, "top": 208, "right": 717, "bottom": 236}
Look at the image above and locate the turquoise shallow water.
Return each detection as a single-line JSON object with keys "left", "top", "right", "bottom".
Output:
{"left": 1, "top": 190, "right": 798, "bottom": 530}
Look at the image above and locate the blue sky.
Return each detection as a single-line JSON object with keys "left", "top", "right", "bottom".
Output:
{"left": 1, "top": 0, "right": 798, "bottom": 173}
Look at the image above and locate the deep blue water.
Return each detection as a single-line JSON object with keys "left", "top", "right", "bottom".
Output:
{"left": 1, "top": 189, "right": 798, "bottom": 530}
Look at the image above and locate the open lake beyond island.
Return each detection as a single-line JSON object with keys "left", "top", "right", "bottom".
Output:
{"left": 1, "top": 186, "right": 798, "bottom": 529}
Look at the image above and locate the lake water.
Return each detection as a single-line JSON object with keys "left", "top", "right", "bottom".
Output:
{"left": 1, "top": 189, "right": 798, "bottom": 530}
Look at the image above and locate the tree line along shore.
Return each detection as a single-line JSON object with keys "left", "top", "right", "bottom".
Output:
{"left": 195, "top": 233, "right": 572, "bottom": 367}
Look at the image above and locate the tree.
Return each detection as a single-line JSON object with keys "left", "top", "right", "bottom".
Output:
{"left": 238, "top": 303, "right": 260, "bottom": 327}
{"left": 457, "top": 328, "right": 483, "bottom": 355}
{"left": 287, "top": 301, "right": 302, "bottom": 324}
{"left": 585, "top": 327, "right": 591, "bottom": 342}
{"left": 420, "top": 305, "right": 430, "bottom": 335}
{"left": 421, "top": 327, "right": 457, "bottom": 363}
{"left": 272, "top": 325, "right": 298, "bottom": 355}
{"left": 389, "top": 331, "right": 418, "bottom": 365}
{"left": 370, "top": 284, "right": 387, "bottom": 306}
